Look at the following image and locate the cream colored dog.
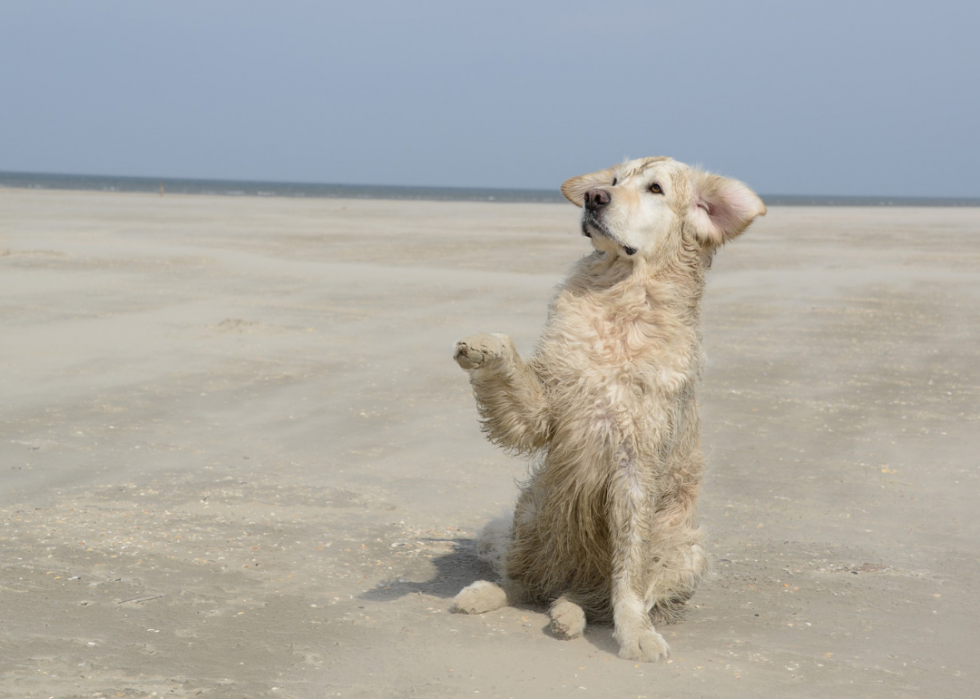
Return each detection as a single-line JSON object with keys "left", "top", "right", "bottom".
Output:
{"left": 450, "top": 156, "right": 766, "bottom": 662}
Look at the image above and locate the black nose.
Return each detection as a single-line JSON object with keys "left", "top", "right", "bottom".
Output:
{"left": 583, "top": 188, "right": 610, "bottom": 211}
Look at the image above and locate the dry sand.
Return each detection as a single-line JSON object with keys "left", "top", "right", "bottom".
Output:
{"left": 1, "top": 189, "right": 978, "bottom": 698}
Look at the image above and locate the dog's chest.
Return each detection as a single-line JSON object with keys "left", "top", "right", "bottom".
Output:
{"left": 543, "top": 289, "right": 699, "bottom": 399}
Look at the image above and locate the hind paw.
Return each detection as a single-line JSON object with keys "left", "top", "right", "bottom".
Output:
{"left": 449, "top": 580, "right": 508, "bottom": 615}
{"left": 549, "top": 597, "right": 587, "bottom": 640}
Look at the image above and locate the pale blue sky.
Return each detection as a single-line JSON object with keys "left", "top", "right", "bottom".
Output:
{"left": 2, "top": 1, "right": 977, "bottom": 196}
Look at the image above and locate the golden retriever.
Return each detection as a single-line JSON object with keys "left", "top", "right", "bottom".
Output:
{"left": 450, "top": 156, "right": 766, "bottom": 661}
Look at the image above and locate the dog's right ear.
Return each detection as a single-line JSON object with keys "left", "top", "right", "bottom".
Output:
{"left": 560, "top": 167, "right": 616, "bottom": 207}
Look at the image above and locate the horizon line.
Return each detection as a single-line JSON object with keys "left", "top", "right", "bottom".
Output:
{"left": 1, "top": 169, "right": 978, "bottom": 207}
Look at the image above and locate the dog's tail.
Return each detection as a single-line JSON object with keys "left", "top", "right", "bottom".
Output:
{"left": 475, "top": 512, "right": 512, "bottom": 579}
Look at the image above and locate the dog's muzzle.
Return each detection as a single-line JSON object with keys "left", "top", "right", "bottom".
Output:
{"left": 581, "top": 187, "right": 611, "bottom": 241}
{"left": 581, "top": 205, "right": 636, "bottom": 256}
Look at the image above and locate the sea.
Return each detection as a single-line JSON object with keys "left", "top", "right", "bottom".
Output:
{"left": 1, "top": 171, "right": 977, "bottom": 207}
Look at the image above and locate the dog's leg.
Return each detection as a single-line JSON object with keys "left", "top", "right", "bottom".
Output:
{"left": 549, "top": 596, "right": 587, "bottom": 640}
{"left": 646, "top": 536, "right": 709, "bottom": 625}
{"left": 609, "top": 447, "right": 670, "bottom": 662}
{"left": 644, "top": 424, "right": 709, "bottom": 622}
{"left": 645, "top": 497, "right": 709, "bottom": 624}
{"left": 611, "top": 557, "right": 671, "bottom": 661}
{"left": 450, "top": 579, "right": 526, "bottom": 615}
{"left": 454, "top": 333, "right": 549, "bottom": 453}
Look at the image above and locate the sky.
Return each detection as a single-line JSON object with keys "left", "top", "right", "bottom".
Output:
{"left": 1, "top": 1, "right": 978, "bottom": 197}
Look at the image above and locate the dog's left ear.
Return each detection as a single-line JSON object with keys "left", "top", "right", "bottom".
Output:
{"left": 689, "top": 172, "right": 767, "bottom": 247}
{"left": 560, "top": 166, "right": 616, "bottom": 207}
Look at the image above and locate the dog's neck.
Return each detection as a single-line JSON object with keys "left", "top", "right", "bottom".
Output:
{"left": 577, "top": 247, "right": 707, "bottom": 319}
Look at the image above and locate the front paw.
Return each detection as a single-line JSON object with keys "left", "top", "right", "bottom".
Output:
{"left": 453, "top": 333, "right": 510, "bottom": 371}
{"left": 618, "top": 629, "right": 670, "bottom": 662}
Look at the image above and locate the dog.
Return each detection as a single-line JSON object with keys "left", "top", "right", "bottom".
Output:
{"left": 449, "top": 156, "right": 766, "bottom": 662}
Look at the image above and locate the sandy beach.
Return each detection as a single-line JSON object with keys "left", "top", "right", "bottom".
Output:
{"left": 1, "top": 188, "right": 978, "bottom": 698}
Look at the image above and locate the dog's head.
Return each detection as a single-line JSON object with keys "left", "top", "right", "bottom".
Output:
{"left": 561, "top": 157, "right": 766, "bottom": 259}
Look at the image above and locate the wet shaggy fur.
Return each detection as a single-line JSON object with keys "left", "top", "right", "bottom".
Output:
{"left": 450, "top": 156, "right": 766, "bottom": 662}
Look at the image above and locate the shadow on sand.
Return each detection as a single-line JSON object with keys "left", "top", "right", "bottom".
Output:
{"left": 359, "top": 537, "right": 495, "bottom": 602}
{"left": 359, "top": 537, "right": 622, "bottom": 656}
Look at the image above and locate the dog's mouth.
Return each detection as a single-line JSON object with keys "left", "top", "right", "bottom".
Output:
{"left": 582, "top": 213, "right": 637, "bottom": 256}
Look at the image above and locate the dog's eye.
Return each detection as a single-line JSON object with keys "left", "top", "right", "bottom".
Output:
{"left": 611, "top": 178, "right": 618, "bottom": 186}
{"left": 649, "top": 182, "right": 664, "bottom": 195}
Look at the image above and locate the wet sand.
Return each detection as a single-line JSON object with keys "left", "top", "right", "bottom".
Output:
{"left": 1, "top": 189, "right": 978, "bottom": 698}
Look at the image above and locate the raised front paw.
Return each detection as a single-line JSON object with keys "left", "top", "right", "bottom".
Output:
{"left": 453, "top": 333, "right": 511, "bottom": 371}
{"left": 618, "top": 629, "right": 670, "bottom": 663}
